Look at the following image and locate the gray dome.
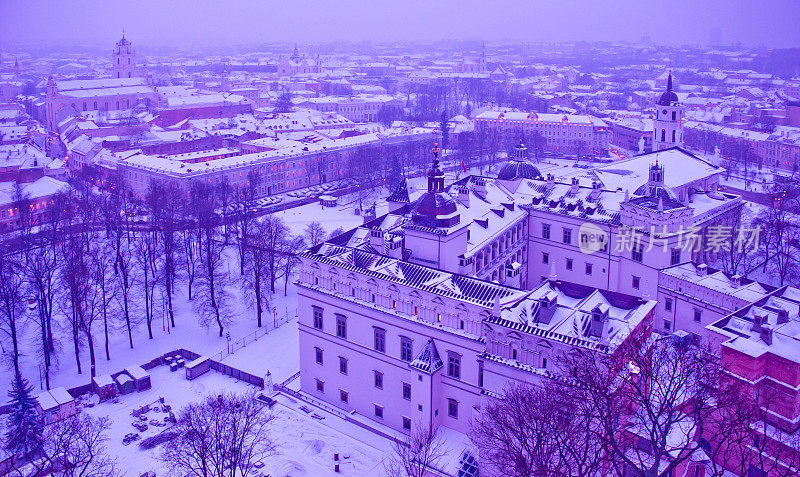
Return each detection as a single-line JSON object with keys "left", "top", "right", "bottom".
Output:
{"left": 412, "top": 192, "right": 460, "bottom": 228}
{"left": 657, "top": 90, "right": 679, "bottom": 106}
{"left": 497, "top": 160, "right": 542, "bottom": 181}
{"left": 634, "top": 183, "right": 679, "bottom": 201}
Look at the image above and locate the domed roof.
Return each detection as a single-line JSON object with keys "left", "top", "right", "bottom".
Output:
{"left": 657, "top": 73, "right": 679, "bottom": 106}
{"left": 657, "top": 90, "right": 679, "bottom": 106}
{"left": 411, "top": 143, "right": 460, "bottom": 228}
{"left": 412, "top": 192, "right": 459, "bottom": 226}
{"left": 497, "top": 160, "right": 542, "bottom": 181}
{"left": 633, "top": 183, "right": 679, "bottom": 202}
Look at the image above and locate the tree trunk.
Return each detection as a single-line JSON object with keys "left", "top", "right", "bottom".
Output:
{"left": 255, "top": 263, "right": 263, "bottom": 328}
{"left": 85, "top": 329, "right": 97, "bottom": 378}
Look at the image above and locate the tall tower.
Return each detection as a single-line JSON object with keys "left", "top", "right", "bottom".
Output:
{"left": 112, "top": 32, "right": 136, "bottom": 79}
{"left": 652, "top": 73, "right": 683, "bottom": 150}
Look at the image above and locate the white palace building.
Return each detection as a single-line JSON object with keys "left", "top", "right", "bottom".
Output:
{"left": 293, "top": 79, "right": 758, "bottom": 472}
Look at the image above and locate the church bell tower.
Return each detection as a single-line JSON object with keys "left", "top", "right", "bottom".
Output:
{"left": 652, "top": 73, "right": 683, "bottom": 150}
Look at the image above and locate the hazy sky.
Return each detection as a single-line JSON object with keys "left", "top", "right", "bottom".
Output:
{"left": 2, "top": 0, "right": 799, "bottom": 49}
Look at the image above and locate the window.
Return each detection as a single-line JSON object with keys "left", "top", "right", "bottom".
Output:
{"left": 315, "top": 379, "right": 324, "bottom": 392}
{"left": 374, "top": 371, "right": 383, "bottom": 389}
{"left": 374, "top": 405, "right": 384, "bottom": 419}
{"left": 339, "top": 356, "right": 348, "bottom": 375}
{"left": 402, "top": 416, "right": 411, "bottom": 430}
{"left": 340, "top": 390, "right": 348, "bottom": 403}
{"left": 665, "top": 298, "right": 673, "bottom": 311}
{"left": 670, "top": 248, "right": 681, "bottom": 266}
{"left": 664, "top": 320, "right": 671, "bottom": 330}
{"left": 632, "top": 243, "right": 643, "bottom": 263}
{"left": 542, "top": 252, "right": 549, "bottom": 264}
{"left": 562, "top": 228, "right": 572, "bottom": 244}
{"left": 542, "top": 223, "right": 551, "bottom": 239}
{"left": 478, "top": 361, "right": 484, "bottom": 387}
{"left": 566, "top": 258, "right": 573, "bottom": 271}
{"left": 336, "top": 314, "right": 347, "bottom": 339}
{"left": 585, "top": 263, "right": 593, "bottom": 275}
{"left": 400, "top": 337, "right": 413, "bottom": 362}
{"left": 448, "top": 399, "right": 459, "bottom": 419}
{"left": 447, "top": 353, "right": 461, "bottom": 379}
{"left": 312, "top": 306, "right": 323, "bottom": 329}
{"left": 314, "top": 347, "right": 323, "bottom": 365}
{"left": 694, "top": 309, "right": 702, "bottom": 323}
{"left": 632, "top": 276, "right": 640, "bottom": 289}
{"left": 374, "top": 328, "right": 386, "bottom": 353}
{"left": 402, "top": 382, "right": 411, "bottom": 400}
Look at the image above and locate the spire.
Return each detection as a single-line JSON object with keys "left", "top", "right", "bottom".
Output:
{"left": 666, "top": 72, "right": 673, "bottom": 92}
{"left": 122, "top": 28, "right": 126, "bottom": 40}
{"left": 548, "top": 261, "right": 558, "bottom": 281}
{"left": 427, "top": 143, "right": 444, "bottom": 193}
{"left": 658, "top": 197, "right": 664, "bottom": 212}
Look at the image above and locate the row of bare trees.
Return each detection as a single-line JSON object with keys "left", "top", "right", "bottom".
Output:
{"left": 473, "top": 337, "right": 800, "bottom": 477}
{"left": 0, "top": 169, "right": 311, "bottom": 389}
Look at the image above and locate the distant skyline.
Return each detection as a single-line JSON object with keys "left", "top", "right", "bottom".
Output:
{"left": 2, "top": 0, "right": 799, "bottom": 50}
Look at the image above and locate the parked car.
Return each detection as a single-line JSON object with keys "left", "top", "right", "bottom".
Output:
{"left": 132, "top": 422, "right": 148, "bottom": 432}
{"left": 123, "top": 433, "right": 140, "bottom": 446}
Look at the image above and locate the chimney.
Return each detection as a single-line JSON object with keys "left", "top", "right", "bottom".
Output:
{"left": 777, "top": 308, "right": 789, "bottom": 325}
{"left": 474, "top": 178, "right": 486, "bottom": 196}
{"left": 545, "top": 173, "right": 555, "bottom": 190}
{"left": 589, "top": 181, "right": 601, "bottom": 200}
{"left": 697, "top": 264, "right": 708, "bottom": 277}
{"left": 570, "top": 177, "right": 580, "bottom": 194}
{"left": 760, "top": 325, "right": 773, "bottom": 345}
{"left": 731, "top": 274, "right": 742, "bottom": 287}
{"left": 458, "top": 186, "right": 470, "bottom": 207}
{"left": 752, "top": 314, "right": 764, "bottom": 333}
{"left": 369, "top": 228, "right": 384, "bottom": 251}
{"left": 590, "top": 304, "right": 609, "bottom": 338}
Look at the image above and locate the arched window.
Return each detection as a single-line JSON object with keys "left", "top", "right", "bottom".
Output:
{"left": 661, "top": 130, "right": 666, "bottom": 142}
{"left": 672, "top": 130, "right": 676, "bottom": 142}
{"left": 672, "top": 111, "right": 676, "bottom": 121}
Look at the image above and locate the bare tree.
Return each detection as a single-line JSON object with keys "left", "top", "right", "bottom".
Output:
{"left": 280, "top": 235, "right": 305, "bottom": 296}
{"left": 148, "top": 182, "right": 183, "bottom": 328}
{"left": 386, "top": 421, "right": 447, "bottom": 477}
{"left": 59, "top": 232, "right": 90, "bottom": 375}
{"left": 563, "top": 337, "right": 722, "bottom": 477}
{"left": 233, "top": 170, "right": 262, "bottom": 276}
{"left": 133, "top": 228, "right": 160, "bottom": 340}
{"left": 90, "top": 240, "right": 117, "bottom": 362}
{"left": 261, "top": 215, "right": 289, "bottom": 294}
{"left": 473, "top": 381, "right": 596, "bottom": 476}
{"left": 192, "top": 182, "right": 230, "bottom": 337}
{"left": 303, "top": 221, "right": 326, "bottom": 247}
{"left": 28, "top": 414, "right": 116, "bottom": 477}
{"left": 0, "top": 247, "right": 25, "bottom": 376}
{"left": 160, "top": 392, "right": 276, "bottom": 477}
{"left": 241, "top": 222, "right": 271, "bottom": 328}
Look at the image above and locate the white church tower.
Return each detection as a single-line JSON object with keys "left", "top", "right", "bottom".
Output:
{"left": 112, "top": 32, "right": 136, "bottom": 79}
{"left": 652, "top": 73, "right": 683, "bottom": 150}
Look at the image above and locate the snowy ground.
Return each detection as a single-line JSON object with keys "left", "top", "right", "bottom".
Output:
{"left": 84, "top": 365, "right": 393, "bottom": 477}
{"left": 8, "top": 275, "right": 300, "bottom": 398}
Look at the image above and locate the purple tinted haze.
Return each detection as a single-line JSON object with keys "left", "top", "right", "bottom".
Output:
{"left": 1, "top": 0, "right": 799, "bottom": 48}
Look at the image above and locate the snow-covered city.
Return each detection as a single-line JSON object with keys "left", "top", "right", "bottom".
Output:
{"left": 0, "top": 1, "right": 799, "bottom": 476}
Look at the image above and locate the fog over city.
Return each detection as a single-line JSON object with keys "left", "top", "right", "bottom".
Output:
{"left": 2, "top": 0, "right": 800, "bottom": 48}
{"left": 2, "top": 1, "right": 800, "bottom": 477}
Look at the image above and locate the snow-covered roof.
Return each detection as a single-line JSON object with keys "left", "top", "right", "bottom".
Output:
{"left": 487, "top": 279, "right": 656, "bottom": 353}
